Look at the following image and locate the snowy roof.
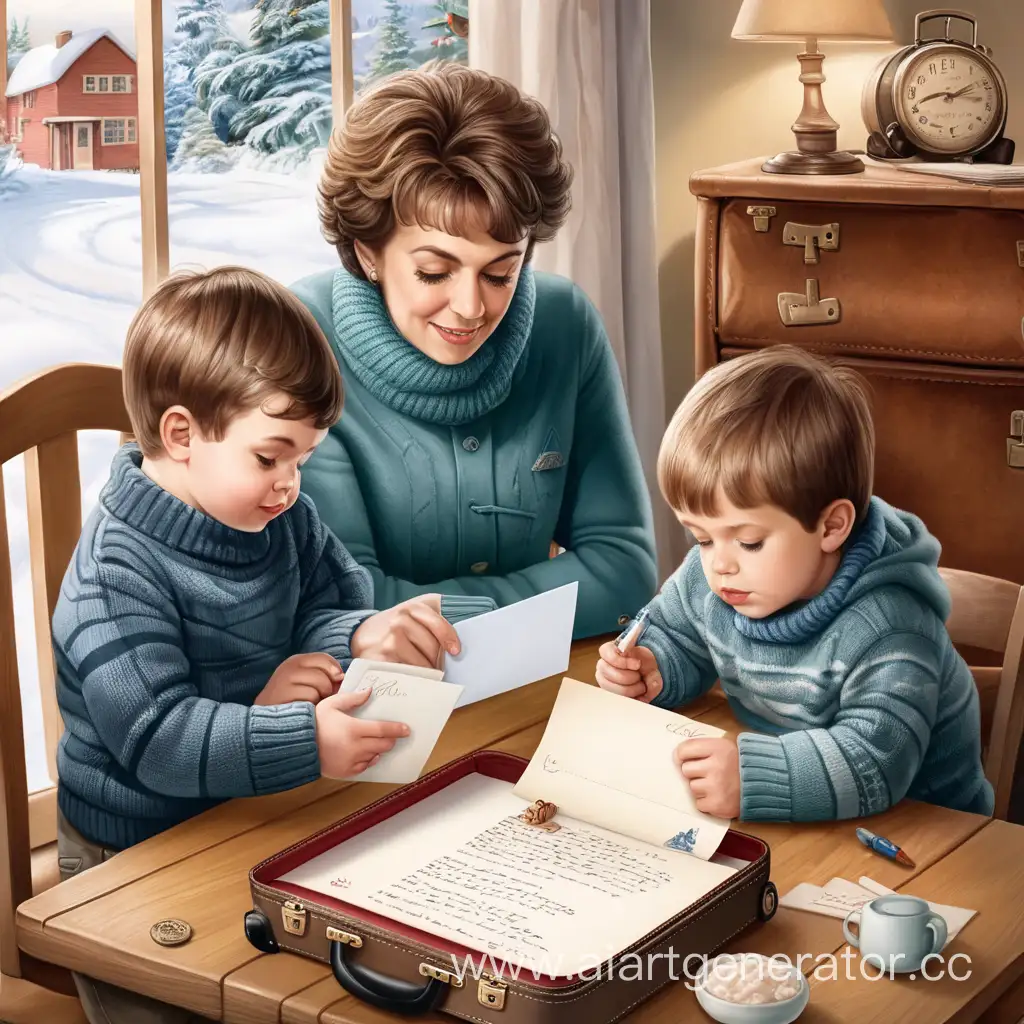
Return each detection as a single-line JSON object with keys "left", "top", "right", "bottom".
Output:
{"left": 6, "top": 28, "right": 136, "bottom": 98}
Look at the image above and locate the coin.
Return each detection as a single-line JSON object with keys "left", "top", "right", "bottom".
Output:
{"left": 150, "top": 919, "right": 192, "bottom": 947}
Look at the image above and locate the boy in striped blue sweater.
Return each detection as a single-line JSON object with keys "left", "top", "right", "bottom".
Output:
{"left": 52, "top": 267, "right": 493, "bottom": 1024}
{"left": 598, "top": 345, "right": 992, "bottom": 823}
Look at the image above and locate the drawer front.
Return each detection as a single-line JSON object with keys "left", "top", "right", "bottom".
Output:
{"left": 722, "top": 348, "right": 1024, "bottom": 584}
{"left": 718, "top": 199, "right": 1024, "bottom": 368}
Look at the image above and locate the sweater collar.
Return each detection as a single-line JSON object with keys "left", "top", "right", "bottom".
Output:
{"left": 732, "top": 497, "right": 888, "bottom": 644}
{"left": 100, "top": 444, "right": 271, "bottom": 566}
{"left": 330, "top": 264, "right": 536, "bottom": 426}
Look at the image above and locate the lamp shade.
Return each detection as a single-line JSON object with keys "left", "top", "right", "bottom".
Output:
{"left": 731, "top": 0, "right": 895, "bottom": 42}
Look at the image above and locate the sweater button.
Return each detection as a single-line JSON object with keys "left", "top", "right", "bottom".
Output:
{"left": 462, "top": 436, "right": 480, "bottom": 452}
{"left": 470, "top": 561, "right": 489, "bottom": 573}
{"left": 618, "top": 614, "right": 631, "bottom": 626}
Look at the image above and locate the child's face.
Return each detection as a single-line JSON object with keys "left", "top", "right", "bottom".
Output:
{"left": 678, "top": 489, "right": 850, "bottom": 619}
{"left": 183, "top": 397, "right": 326, "bottom": 533}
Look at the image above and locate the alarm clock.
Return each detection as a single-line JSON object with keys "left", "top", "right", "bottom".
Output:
{"left": 862, "top": 9, "right": 1014, "bottom": 163}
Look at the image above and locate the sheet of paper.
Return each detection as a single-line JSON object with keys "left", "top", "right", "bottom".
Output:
{"left": 443, "top": 582, "right": 577, "bottom": 708}
{"left": 344, "top": 659, "right": 444, "bottom": 689}
{"left": 512, "top": 678, "right": 731, "bottom": 860}
{"left": 337, "top": 669, "right": 463, "bottom": 783}
{"left": 277, "top": 772, "right": 739, "bottom": 977}
{"left": 780, "top": 877, "right": 977, "bottom": 948}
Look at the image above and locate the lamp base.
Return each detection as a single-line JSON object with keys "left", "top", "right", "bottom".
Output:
{"left": 761, "top": 149, "right": 865, "bottom": 175}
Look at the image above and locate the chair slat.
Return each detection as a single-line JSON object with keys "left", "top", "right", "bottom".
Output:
{"left": 0, "top": 470, "right": 34, "bottom": 979}
{"left": 939, "top": 567, "right": 1019, "bottom": 653}
{"left": 25, "top": 434, "right": 82, "bottom": 798}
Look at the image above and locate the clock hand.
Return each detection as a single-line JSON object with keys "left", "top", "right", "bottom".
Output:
{"left": 918, "top": 90, "right": 951, "bottom": 103}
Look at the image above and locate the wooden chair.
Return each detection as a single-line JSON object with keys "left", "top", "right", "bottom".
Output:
{"left": 938, "top": 567, "right": 1024, "bottom": 822}
{"left": 0, "top": 363, "right": 131, "bottom": 995}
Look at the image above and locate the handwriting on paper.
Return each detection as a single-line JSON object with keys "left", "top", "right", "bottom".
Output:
{"left": 664, "top": 721, "right": 712, "bottom": 739}
{"left": 811, "top": 890, "right": 872, "bottom": 914}
{"left": 539, "top": 755, "right": 683, "bottom": 816}
{"left": 362, "top": 815, "right": 682, "bottom": 960}
{"left": 360, "top": 672, "right": 409, "bottom": 698}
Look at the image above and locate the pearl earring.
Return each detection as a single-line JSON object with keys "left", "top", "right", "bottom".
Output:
{"left": 368, "top": 267, "right": 379, "bottom": 284}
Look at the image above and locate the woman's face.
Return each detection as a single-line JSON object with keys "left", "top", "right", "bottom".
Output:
{"left": 355, "top": 216, "right": 528, "bottom": 366}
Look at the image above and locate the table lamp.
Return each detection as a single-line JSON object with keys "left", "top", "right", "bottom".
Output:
{"left": 732, "top": 0, "right": 895, "bottom": 174}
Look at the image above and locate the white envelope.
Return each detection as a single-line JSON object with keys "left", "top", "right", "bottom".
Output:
{"left": 443, "top": 582, "right": 578, "bottom": 707}
{"left": 337, "top": 668, "right": 463, "bottom": 784}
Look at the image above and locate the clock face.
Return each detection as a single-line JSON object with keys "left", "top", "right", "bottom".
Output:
{"left": 896, "top": 46, "right": 1002, "bottom": 152}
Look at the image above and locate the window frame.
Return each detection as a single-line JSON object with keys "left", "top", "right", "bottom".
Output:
{"left": 101, "top": 116, "right": 136, "bottom": 146}
{"left": 84, "top": 75, "right": 97, "bottom": 93}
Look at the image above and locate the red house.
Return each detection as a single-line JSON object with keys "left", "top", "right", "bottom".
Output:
{"left": 4, "top": 28, "right": 139, "bottom": 172}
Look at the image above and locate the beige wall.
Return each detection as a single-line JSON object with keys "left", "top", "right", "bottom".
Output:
{"left": 651, "top": 0, "right": 1024, "bottom": 420}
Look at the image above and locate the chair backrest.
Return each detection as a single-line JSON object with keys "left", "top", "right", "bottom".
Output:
{"left": 938, "top": 566, "right": 1024, "bottom": 821}
{"left": 0, "top": 363, "right": 131, "bottom": 983}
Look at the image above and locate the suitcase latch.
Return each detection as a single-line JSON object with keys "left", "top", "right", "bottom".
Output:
{"left": 478, "top": 974, "right": 508, "bottom": 1009}
{"left": 1007, "top": 411, "right": 1024, "bottom": 469}
{"left": 783, "top": 222, "right": 839, "bottom": 264}
{"left": 746, "top": 205, "right": 776, "bottom": 232}
{"left": 281, "top": 900, "right": 307, "bottom": 937}
{"left": 326, "top": 926, "right": 363, "bottom": 948}
{"left": 419, "top": 963, "right": 464, "bottom": 988}
{"left": 777, "top": 279, "right": 841, "bottom": 327}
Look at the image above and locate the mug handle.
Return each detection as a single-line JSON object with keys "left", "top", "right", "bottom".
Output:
{"left": 926, "top": 912, "right": 948, "bottom": 953}
{"left": 843, "top": 910, "right": 862, "bottom": 948}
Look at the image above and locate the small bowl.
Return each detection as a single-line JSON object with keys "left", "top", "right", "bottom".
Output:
{"left": 694, "top": 953, "right": 809, "bottom": 1024}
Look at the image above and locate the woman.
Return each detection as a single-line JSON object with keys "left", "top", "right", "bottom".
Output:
{"left": 293, "top": 63, "right": 657, "bottom": 642}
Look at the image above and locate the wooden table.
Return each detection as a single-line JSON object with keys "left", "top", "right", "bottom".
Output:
{"left": 17, "top": 639, "right": 1024, "bottom": 1023}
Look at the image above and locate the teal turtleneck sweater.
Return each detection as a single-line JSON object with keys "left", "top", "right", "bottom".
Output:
{"left": 642, "top": 497, "right": 993, "bottom": 821}
{"left": 290, "top": 265, "right": 658, "bottom": 639}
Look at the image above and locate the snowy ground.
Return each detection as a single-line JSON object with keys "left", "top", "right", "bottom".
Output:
{"left": 0, "top": 160, "right": 338, "bottom": 791}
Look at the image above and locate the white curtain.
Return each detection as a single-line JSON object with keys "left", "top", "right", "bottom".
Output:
{"left": 469, "top": 0, "right": 677, "bottom": 582}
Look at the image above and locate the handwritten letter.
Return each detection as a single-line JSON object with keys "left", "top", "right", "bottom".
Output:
{"left": 278, "top": 774, "right": 737, "bottom": 975}
{"left": 512, "top": 679, "right": 732, "bottom": 859}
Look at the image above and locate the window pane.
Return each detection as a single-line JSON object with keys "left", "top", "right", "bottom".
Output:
{"left": 2, "top": 1, "right": 140, "bottom": 794}
{"left": 164, "top": 0, "right": 338, "bottom": 285}
{"left": 354, "top": 0, "right": 468, "bottom": 95}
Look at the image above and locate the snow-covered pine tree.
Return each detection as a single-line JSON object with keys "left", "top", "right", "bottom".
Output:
{"left": 172, "top": 104, "right": 240, "bottom": 172}
{"left": 164, "top": 59, "right": 195, "bottom": 163}
{"left": 369, "top": 0, "right": 416, "bottom": 81}
{"left": 7, "top": 16, "right": 30, "bottom": 54}
{"left": 174, "top": 0, "right": 231, "bottom": 70}
{"left": 193, "top": 0, "right": 333, "bottom": 163}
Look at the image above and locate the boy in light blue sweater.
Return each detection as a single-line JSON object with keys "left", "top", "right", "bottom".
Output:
{"left": 597, "top": 345, "right": 992, "bottom": 823}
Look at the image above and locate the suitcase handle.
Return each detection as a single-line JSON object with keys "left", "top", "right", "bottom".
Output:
{"left": 330, "top": 938, "right": 448, "bottom": 1016}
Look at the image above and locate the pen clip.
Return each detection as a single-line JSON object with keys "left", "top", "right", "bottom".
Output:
{"left": 615, "top": 607, "right": 650, "bottom": 653}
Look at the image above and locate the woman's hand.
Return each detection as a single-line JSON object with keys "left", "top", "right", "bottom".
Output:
{"left": 351, "top": 594, "right": 460, "bottom": 668}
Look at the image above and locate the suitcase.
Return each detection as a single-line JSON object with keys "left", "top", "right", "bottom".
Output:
{"left": 244, "top": 748, "right": 779, "bottom": 1024}
{"left": 689, "top": 158, "right": 1024, "bottom": 586}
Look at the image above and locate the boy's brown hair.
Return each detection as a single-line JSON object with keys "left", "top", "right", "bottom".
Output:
{"left": 657, "top": 345, "right": 875, "bottom": 531}
{"left": 317, "top": 62, "right": 573, "bottom": 277}
{"left": 123, "top": 266, "right": 343, "bottom": 458}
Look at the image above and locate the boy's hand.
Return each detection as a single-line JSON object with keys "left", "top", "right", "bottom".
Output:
{"left": 351, "top": 594, "right": 460, "bottom": 669}
{"left": 256, "top": 653, "right": 343, "bottom": 706}
{"left": 314, "top": 688, "right": 411, "bottom": 777}
{"left": 674, "top": 737, "right": 741, "bottom": 819}
{"left": 595, "top": 642, "right": 663, "bottom": 703}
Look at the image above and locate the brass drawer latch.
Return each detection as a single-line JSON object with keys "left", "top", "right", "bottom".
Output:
{"left": 778, "top": 279, "right": 841, "bottom": 326}
{"left": 746, "top": 205, "right": 776, "bottom": 232}
{"left": 1008, "top": 411, "right": 1024, "bottom": 469}
{"left": 783, "top": 222, "right": 839, "bottom": 264}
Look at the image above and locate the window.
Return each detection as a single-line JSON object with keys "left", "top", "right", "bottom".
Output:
{"left": 84, "top": 76, "right": 97, "bottom": 93}
{"left": 112, "top": 75, "right": 132, "bottom": 93}
{"left": 98, "top": 76, "right": 110, "bottom": 92}
{"left": 14, "top": 117, "right": 29, "bottom": 141}
{"left": 22, "top": 90, "right": 36, "bottom": 109}
{"left": 102, "top": 118, "right": 136, "bottom": 145}
{"left": 77, "top": 125, "right": 90, "bottom": 148}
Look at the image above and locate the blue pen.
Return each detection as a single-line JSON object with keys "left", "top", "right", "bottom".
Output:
{"left": 855, "top": 827, "right": 915, "bottom": 868}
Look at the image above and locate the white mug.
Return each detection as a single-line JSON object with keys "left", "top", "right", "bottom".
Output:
{"left": 843, "top": 894, "right": 947, "bottom": 974}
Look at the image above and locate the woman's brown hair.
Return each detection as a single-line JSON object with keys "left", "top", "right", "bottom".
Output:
{"left": 318, "top": 63, "right": 573, "bottom": 275}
